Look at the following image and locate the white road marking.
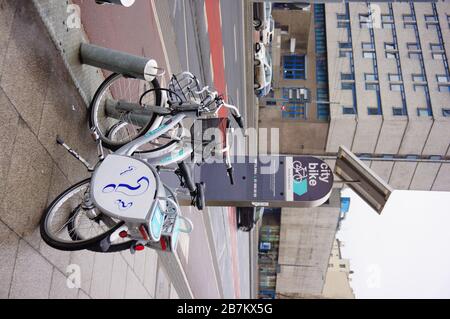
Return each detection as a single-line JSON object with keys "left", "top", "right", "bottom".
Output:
{"left": 172, "top": 0, "right": 179, "bottom": 18}
{"left": 234, "top": 24, "right": 238, "bottom": 62}
{"left": 223, "top": 45, "right": 226, "bottom": 70}
{"left": 150, "top": 0, "right": 172, "bottom": 77}
{"left": 183, "top": 0, "right": 189, "bottom": 71}
{"left": 204, "top": 1, "right": 208, "bottom": 33}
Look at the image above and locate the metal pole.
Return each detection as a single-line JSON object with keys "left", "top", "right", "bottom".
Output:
{"left": 80, "top": 43, "right": 158, "bottom": 82}
{"left": 95, "top": 0, "right": 135, "bottom": 7}
{"left": 104, "top": 99, "right": 153, "bottom": 127}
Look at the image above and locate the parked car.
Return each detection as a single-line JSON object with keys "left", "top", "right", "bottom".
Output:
{"left": 253, "top": 2, "right": 272, "bottom": 31}
{"left": 260, "top": 16, "right": 274, "bottom": 46}
{"left": 237, "top": 207, "right": 264, "bottom": 232}
{"left": 254, "top": 42, "right": 272, "bottom": 97}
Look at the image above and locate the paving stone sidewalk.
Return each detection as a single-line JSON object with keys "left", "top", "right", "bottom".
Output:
{"left": 0, "top": 0, "right": 177, "bottom": 299}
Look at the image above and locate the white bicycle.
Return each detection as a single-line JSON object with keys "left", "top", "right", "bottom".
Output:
{"left": 40, "top": 72, "right": 244, "bottom": 253}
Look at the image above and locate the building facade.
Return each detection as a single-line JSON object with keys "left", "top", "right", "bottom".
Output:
{"left": 325, "top": 1, "right": 450, "bottom": 191}
{"left": 322, "top": 239, "right": 355, "bottom": 299}
{"left": 259, "top": 2, "right": 450, "bottom": 191}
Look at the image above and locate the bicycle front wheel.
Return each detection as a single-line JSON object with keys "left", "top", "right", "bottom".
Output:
{"left": 89, "top": 73, "right": 162, "bottom": 150}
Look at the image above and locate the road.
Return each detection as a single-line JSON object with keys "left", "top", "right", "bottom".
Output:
{"left": 72, "top": 0, "right": 251, "bottom": 299}
{"left": 167, "top": 0, "right": 251, "bottom": 299}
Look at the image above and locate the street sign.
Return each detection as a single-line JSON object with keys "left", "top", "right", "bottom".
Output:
{"left": 196, "top": 155, "right": 333, "bottom": 208}
{"left": 335, "top": 145, "right": 393, "bottom": 214}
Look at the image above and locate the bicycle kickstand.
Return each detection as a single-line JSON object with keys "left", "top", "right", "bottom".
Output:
{"left": 56, "top": 135, "right": 95, "bottom": 171}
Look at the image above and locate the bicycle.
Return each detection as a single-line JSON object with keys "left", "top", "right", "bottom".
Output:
{"left": 40, "top": 72, "right": 244, "bottom": 253}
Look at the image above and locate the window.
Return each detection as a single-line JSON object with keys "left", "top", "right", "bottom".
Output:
{"left": 417, "top": 108, "right": 430, "bottom": 116}
{"left": 426, "top": 23, "right": 438, "bottom": 30}
{"left": 337, "top": 13, "right": 349, "bottom": 20}
{"left": 342, "top": 106, "right": 355, "bottom": 114}
{"left": 386, "top": 52, "right": 397, "bottom": 59}
{"left": 316, "top": 58, "right": 328, "bottom": 83}
{"left": 341, "top": 82, "right": 354, "bottom": 90}
{"left": 315, "top": 27, "right": 326, "bottom": 54}
{"left": 407, "top": 43, "right": 420, "bottom": 50}
{"left": 316, "top": 88, "right": 329, "bottom": 101}
{"left": 365, "top": 83, "right": 379, "bottom": 90}
{"left": 439, "top": 85, "right": 450, "bottom": 92}
{"left": 365, "top": 73, "right": 377, "bottom": 81}
{"left": 382, "top": 22, "right": 393, "bottom": 29}
{"left": 341, "top": 73, "right": 354, "bottom": 80}
{"left": 338, "top": 21, "right": 350, "bottom": 28}
{"left": 393, "top": 107, "right": 407, "bottom": 116}
{"left": 339, "top": 50, "right": 353, "bottom": 58}
{"left": 283, "top": 55, "right": 306, "bottom": 79}
{"left": 367, "top": 107, "right": 380, "bottom": 115}
{"left": 381, "top": 15, "right": 393, "bottom": 22}
{"left": 363, "top": 51, "right": 376, "bottom": 59}
{"left": 424, "top": 15, "right": 438, "bottom": 22}
{"left": 339, "top": 42, "right": 352, "bottom": 49}
{"left": 403, "top": 14, "right": 415, "bottom": 22}
{"left": 339, "top": 264, "right": 347, "bottom": 269}
{"left": 443, "top": 109, "right": 450, "bottom": 117}
{"left": 390, "top": 84, "right": 402, "bottom": 91}
{"left": 432, "top": 52, "right": 444, "bottom": 60}
{"left": 430, "top": 155, "right": 442, "bottom": 160}
{"left": 437, "top": 75, "right": 449, "bottom": 83}
{"left": 408, "top": 52, "right": 421, "bottom": 59}
{"left": 362, "top": 42, "right": 374, "bottom": 50}
{"left": 430, "top": 43, "right": 444, "bottom": 51}
{"left": 282, "top": 103, "right": 307, "bottom": 119}
{"left": 414, "top": 84, "right": 427, "bottom": 92}
{"left": 389, "top": 74, "right": 402, "bottom": 81}
{"left": 360, "top": 21, "right": 372, "bottom": 29}
{"left": 406, "top": 155, "right": 418, "bottom": 160}
{"left": 412, "top": 74, "right": 426, "bottom": 82}
{"left": 317, "top": 103, "right": 330, "bottom": 121}
{"left": 404, "top": 22, "right": 415, "bottom": 29}
{"left": 266, "top": 101, "right": 277, "bottom": 106}
{"left": 316, "top": 60, "right": 327, "bottom": 83}
{"left": 384, "top": 43, "right": 396, "bottom": 50}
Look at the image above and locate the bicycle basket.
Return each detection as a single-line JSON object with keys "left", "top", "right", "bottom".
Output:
{"left": 168, "top": 72, "right": 209, "bottom": 104}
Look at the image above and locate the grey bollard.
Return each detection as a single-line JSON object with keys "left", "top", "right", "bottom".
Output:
{"left": 105, "top": 99, "right": 153, "bottom": 127}
{"left": 95, "top": 0, "right": 135, "bottom": 7}
{"left": 80, "top": 43, "right": 158, "bottom": 82}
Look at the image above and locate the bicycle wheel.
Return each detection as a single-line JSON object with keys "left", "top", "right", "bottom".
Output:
{"left": 89, "top": 73, "right": 162, "bottom": 150}
{"left": 40, "top": 178, "right": 125, "bottom": 251}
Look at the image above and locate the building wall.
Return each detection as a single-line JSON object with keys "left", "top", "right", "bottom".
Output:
{"left": 275, "top": 189, "right": 340, "bottom": 295}
{"left": 325, "top": 1, "right": 450, "bottom": 191}
{"left": 322, "top": 239, "right": 355, "bottom": 299}
{"left": 258, "top": 7, "right": 330, "bottom": 155}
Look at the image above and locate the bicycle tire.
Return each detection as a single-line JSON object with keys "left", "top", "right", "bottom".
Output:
{"left": 40, "top": 178, "right": 124, "bottom": 251}
{"left": 89, "top": 73, "right": 162, "bottom": 151}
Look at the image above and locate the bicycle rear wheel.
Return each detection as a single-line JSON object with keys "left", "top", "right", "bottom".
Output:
{"left": 89, "top": 73, "right": 162, "bottom": 151}
{"left": 40, "top": 178, "right": 128, "bottom": 251}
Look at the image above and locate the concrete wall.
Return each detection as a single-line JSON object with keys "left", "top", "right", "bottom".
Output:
{"left": 275, "top": 189, "right": 340, "bottom": 295}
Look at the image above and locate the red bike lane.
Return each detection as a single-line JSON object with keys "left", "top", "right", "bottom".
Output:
{"left": 74, "top": 0, "right": 240, "bottom": 299}
{"left": 205, "top": 0, "right": 240, "bottom": 299}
